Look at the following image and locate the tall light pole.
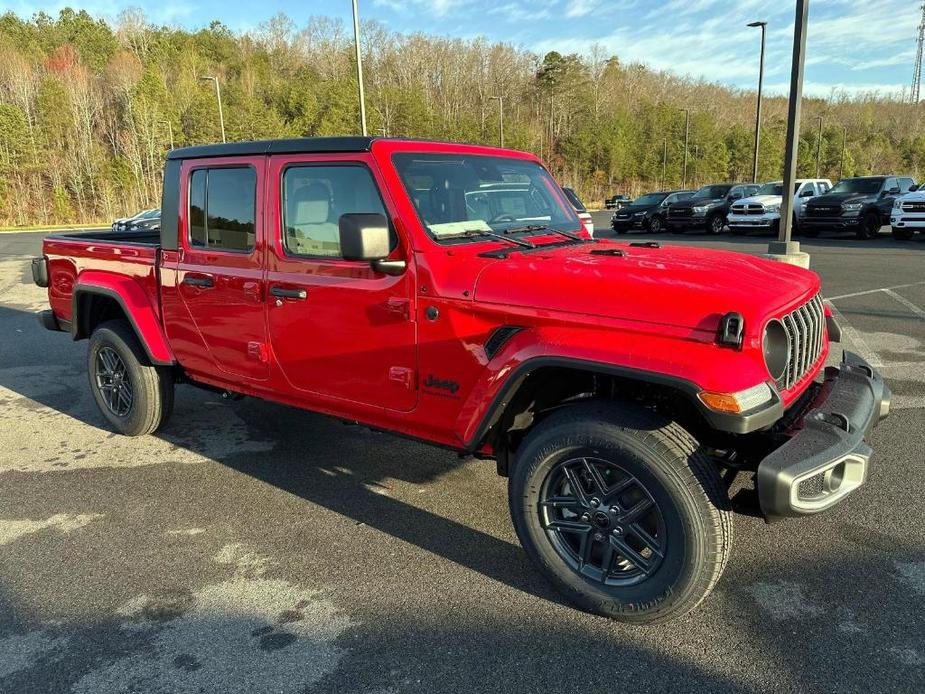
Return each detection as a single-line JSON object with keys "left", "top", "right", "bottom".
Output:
{"left": 770, "top": 0, "right": 809, "bottom": 265}
{"left": 489, "top": 95, "right": 504, "bottom": 147}
{"left": 352, "top": 0, "right": 368, "bottom": 136}
{"left": 747, "top": 20, "right": 767, "bottom": 183}
{"left": 815, "top": 115, "right": 824, "bottom": 178}
{"left": 682, "top": 109, "right": 690, "bottom": 188}
{"left": 840, "top": 125, "right": 848, "bottom": 179}
{"left": 159, "top": 119, "right": 174, "bottom": 150}
{"left": 661, "top": 138, "right": 667, "bottom": 189}
{"left": 199, "top": 76, "right": 225, "bottom": 143}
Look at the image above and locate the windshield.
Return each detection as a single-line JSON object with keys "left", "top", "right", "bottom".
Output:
{"left": 634, "top": 193, "right": 667, "bottom": 206}
{"left": 755, "top": 183, "right": 801, "bottom": 196}
{"left": 692, "top": 185, "right": 731, "bottom": 200}
{"left": 392, "top": 153, "right": 579, "bottom": 242}
{"left": 829, "top": 178, "right": 883, "bottom": 195}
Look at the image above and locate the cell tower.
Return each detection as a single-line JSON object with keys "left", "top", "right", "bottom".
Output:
{"left": 913, "top": 3, "right": 925, "bottom": 103}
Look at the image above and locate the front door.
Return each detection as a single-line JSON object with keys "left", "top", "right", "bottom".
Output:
{"left": 175, "top": 157, "right": 269, "bottom": 381}
{"left": 265, "top": 154, "right": 417, "bottom": 412}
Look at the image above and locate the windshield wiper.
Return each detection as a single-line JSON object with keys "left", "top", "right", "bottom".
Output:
{"left": 505, "top": 224, "right": 588, "bottom": 243}
{"left": 442, "top": 228, "right": 535, "bottom": 248}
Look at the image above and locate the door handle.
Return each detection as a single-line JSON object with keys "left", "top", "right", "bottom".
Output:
{"left": 269, "top": 286, "right": 307, "bottom": 300}
{"left": 182, "top": 274, "right": 214, "bottom": 288}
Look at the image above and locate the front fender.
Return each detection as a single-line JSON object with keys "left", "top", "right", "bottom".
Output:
{"left": 73, "top": 271, "right": 175, "bottom": 365}
{"left": 456, "top": 322, "right": 776, "bottom": 448}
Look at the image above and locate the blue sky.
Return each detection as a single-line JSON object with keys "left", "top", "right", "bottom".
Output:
{"left": 6, "top": 0, "right": 922, "bottom": 98}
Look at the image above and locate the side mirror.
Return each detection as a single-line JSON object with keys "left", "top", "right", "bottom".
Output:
{"left": 339, "top": 213, "right": 405, "bottom": 275}
{"left": 910, "top": 184, "right": 919, "bottom": 192}
{"left": 888, "top": 187, "right": 901, "bottom": 195}
{"left": 800, "top": 189, "right": 814, "bottom": 197}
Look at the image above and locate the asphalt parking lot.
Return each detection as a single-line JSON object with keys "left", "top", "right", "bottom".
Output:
{"left": 1, "top": 223, "right": 924, "bottom": 694}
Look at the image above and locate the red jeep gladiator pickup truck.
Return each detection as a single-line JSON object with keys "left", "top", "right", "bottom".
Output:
{"left": 33, "top": 137, "right": 890, "bottom": 624}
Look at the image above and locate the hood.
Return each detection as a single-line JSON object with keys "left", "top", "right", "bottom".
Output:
{"left": 614, "top": 203, "right": 658, "bottom": 215}
{"left": 898, "top": 190, "right": 925, "bottom": 202}
{"left": 735, "top": 194, "right": 782, "bottom": 207}
{"left": 473, "top": 242, "right": 818, "bottom": 331}
{"left": 671, "top": 197, "right": 723, "bottom": 209}
{"left": 807, "top": 192, "right": 871, "bottom": 206}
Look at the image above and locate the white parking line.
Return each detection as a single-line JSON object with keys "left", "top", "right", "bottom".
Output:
{"left": 883, "top": 289, "right": 925, "bottom": 321}
{"left": 827, "top": 280, "right": 925, "bottom": 301}
{"left": 827, "top": 303, "right": 884, "bottom": 368}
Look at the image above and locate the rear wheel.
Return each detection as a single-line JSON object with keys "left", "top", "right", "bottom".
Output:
{"left": 88, "top": 320, "right": 174, "bottom": 436}
{"left": 857, "top": 212, "right": 881, "bottom": 239}
{"left": 892, "top": 226, "right": 914, "bottom": 240}
{"left": 509, "top": 403, "right": 732, "bottom": 624}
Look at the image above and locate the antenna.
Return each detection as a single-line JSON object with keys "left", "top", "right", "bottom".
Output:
{"left": 913, "top": 3, "right": 925, "bottom": 103}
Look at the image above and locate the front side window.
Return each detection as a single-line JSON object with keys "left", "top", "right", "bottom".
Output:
{"left": 188, "top": 167, "right": 256, "bottom": 252}
{"left": 392, "top": 153, "right": 579, "bottom": 243}
{"left": 634, "top": 193, "right": 667, "bottom": 206}
{"left": 282, "top": 164, "right": 388, "bottom": 258}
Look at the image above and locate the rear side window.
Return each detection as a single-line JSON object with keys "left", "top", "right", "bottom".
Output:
{"left": 282, "top": 164, "right": 388, "bottom": 258}
{"left": 188, "top": 166, "right": 257, "bottom": 252}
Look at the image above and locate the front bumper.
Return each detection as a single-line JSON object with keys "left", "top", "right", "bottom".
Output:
{"left": 728, "top": 213, "right": 778, "bottom": 228}
{"left": 801, "top": 214, "right": 860, "bottom": 230}
{"left": 611, "top": 216, "right": 646, "bottom": 230}
{"left": 666, "top": 214, "right": 706, "bottom": 228}
{"left": 757, "top": 351, "right": 890, "bottom": 520}
{"left": 891, "top": 215, "right": 925, "bottom": 228}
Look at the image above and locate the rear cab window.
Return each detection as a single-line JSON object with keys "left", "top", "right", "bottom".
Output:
{"left": 188, "top": 166, "right": 257, "bottom": 252}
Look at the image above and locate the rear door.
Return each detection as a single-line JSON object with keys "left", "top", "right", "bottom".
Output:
{"left": 173, "top": 157, "right": 269, "bottom": 381}
{"left": 264, "top": 153, "right": 417, "bottom": 412}
{"left": 877, "top": 177, "right": 900, "bottom": 221}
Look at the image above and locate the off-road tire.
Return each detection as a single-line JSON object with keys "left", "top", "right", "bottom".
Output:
{"left": 509, "top": 402, "right": 732, "bottom": 624}
{"left": 88, "top": 320, "right": 174, "bottom": 436}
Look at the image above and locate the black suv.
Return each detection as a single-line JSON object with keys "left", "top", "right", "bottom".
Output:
{"left": 611, "top": 190, "right": 694, "bottom": 234}
{"left": 666, "top": 183, "right": 761, "bottom": 234}
{"left": 802, "top": 175, "right": 917, "bottom": 239}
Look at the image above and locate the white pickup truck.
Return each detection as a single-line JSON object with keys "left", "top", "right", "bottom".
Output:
{"left": 728, "top": 179, "right": 832, "bottom": 234}
{"left": 890, "top": 187, "right": 925, "bottom": 239}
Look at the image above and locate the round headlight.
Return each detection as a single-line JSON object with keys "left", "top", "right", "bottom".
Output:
{"left": 763, "top": 319, "right": 790, "bottom": 382}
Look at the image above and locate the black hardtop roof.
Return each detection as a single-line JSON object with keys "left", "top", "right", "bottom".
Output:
{"left": 167, "top": 136, "right": 377, "bottom": 160}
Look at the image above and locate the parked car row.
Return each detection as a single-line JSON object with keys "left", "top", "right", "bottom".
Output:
{"left": 111, "top": 208, "right": 161, "bottom": 233}
{"left": 610, "top": 174, "right": 923, "bottom": 240}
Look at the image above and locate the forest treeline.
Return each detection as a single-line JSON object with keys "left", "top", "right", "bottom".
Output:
{"left": 1, "top": 8, "right": 924, "bottom": 226}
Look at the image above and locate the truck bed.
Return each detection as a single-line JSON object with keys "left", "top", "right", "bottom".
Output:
{"left": 41, "top": 230, "right": 161, "bottom": 330}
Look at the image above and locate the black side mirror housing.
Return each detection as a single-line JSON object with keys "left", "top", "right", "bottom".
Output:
{"left": 910, "top": 184, "right": 919, "bottom": 192}
{"left": 889, "top": 187, "right": 901, "bottom": 195}
{"left": 338, "top": 213, "right": 405, "bottom": 275}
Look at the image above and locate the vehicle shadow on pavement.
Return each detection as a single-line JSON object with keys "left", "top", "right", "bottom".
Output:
{"left": 0, "top": 304, "right": 564, "bottom": 607}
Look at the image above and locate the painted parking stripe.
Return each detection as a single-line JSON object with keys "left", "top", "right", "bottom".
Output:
{"left": 827, "top": 280, "right": 925, "bottom": 301}
{"left": 883, "top": 289, "right": 925, "bottom": 321}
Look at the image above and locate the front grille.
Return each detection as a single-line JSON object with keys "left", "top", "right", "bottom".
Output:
{"left": 777, "top": 294, "right": 826, "bottom": 391}
{"left": 807, "top": 206, "right": 840, "bottom": 216}
{"left": 668, "top": 208, "right": 690, "bottom": 217}
{"left": 901, "top": 201, "right": 925, "bottom": 212}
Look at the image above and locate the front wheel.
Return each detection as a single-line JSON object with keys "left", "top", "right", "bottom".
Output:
{"left": 857, "top": 212, "right": 881, "bottom": 239}
{"left": 708, "top": 214, "right": 725, "bottom": 235}
{"left": 88, "top": 320, "right": 174, "bottom": 436}
{"left": 509, "top": 403, "right": 732, "bottom": 624}
{"left": 892, "top": 226, "right": 914, "bottom": 240}
{"left": 647, "top": 215, "right": 663, "bottom": 234}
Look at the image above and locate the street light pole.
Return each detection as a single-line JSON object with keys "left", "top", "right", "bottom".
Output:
{"left": 682, "top": 109, "right": 690, "bottom": 188}
{"left": 661, "top": 138, "right": 667, "bottom": 189}
{"left": 159, "top": 119, "right": 174, "bottom": 150}
{"left": 815, "top": 115, "right": 824, "bottom": 178}
{"left": 748, "top": 20, "right": 767, "bottom": 183}
{"left": 489, "top": 96, "right": 504, "bottom": 147}
{"left": 199, "top": 76, "right": 225, "bottom": 143}
{"left": 352, "top": 0, "right": 368, "bottom": 136}
{"left": 840, "top": 125, "right": 848, "bottom": 179}
{"left": 769, "top": 0, "right": 809, "bottom": 265}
